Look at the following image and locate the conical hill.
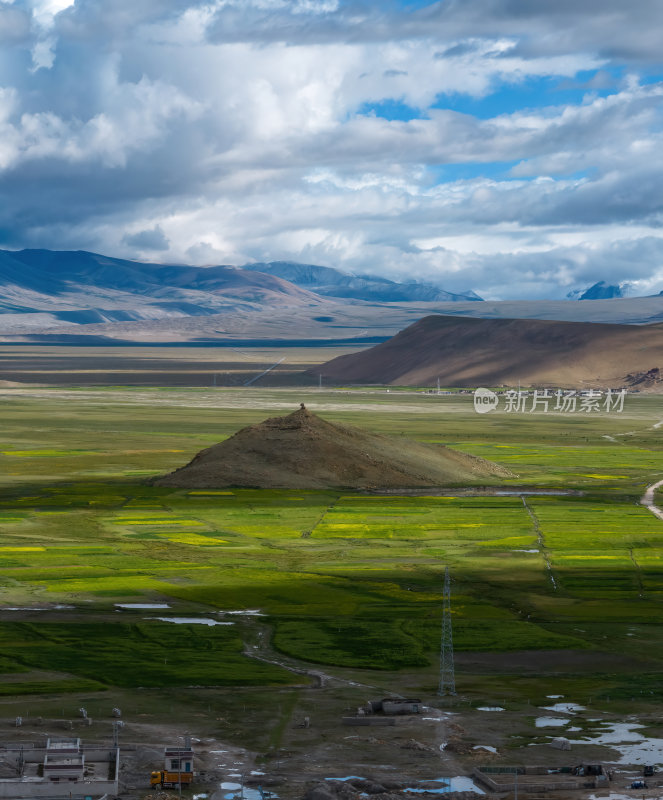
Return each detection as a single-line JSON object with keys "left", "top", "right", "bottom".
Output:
{"left": 154, "top": 405, "right": 513, "bottom": 489}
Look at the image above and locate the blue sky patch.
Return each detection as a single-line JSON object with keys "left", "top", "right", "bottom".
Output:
{"left": 356, "top": 99, "right": 427, "bottom": 121}
{"left": 426, "top": 161, "right": 521, "bottom": 184}
{"left": 434, "top": 69, "right": 622, "bottom": 119}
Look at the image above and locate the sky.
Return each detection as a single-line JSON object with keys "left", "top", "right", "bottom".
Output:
{"left": 1, "top": 0, "right": 663, "bottom": 299}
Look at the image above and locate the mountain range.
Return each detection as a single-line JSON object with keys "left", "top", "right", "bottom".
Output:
{"left": 242, "top": 261, "right": 482, "bottom": 303}
{"left": 0, "top": 248, "right": 480, "bottom": 331}
{"left": 0, "top": 249, "right": 318, "bottom": 325}
{"left": 3, "top": 248, "right": 663, "bottom": 343}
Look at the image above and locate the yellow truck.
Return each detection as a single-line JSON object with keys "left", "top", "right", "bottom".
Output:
{"left": 150, "top": 769, "right": 194, "bottom": 789}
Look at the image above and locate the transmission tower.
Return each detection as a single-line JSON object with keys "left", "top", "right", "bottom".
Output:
{"left": 438, "top": 566, "right": 456, "bottom": 696}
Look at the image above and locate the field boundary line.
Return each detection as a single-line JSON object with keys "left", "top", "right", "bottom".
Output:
{"left": 302, "top": 494, "right": 342, "bottom": 538}
{"left": 520, "top": 495, "right": 557, "bottom": 591}
{"left": 628, "top": 547, "right": 645, "bottom": 598}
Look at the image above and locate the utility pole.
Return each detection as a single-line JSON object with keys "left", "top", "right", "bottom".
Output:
{"left": 438, "top": 566, "right": 456, "bottom": 696}
{"left": 179, "top": 736, "right": 191, "bottom": 800}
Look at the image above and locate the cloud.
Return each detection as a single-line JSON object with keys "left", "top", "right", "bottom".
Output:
{"left": 452, "top": 237, "right": 663, "bottom": 300}
{"left": 0, "top": 0, "right": 662, "bottom": 298}
{"left": 123, "top": 224, "right": 170, "bottom": 251}
{"left": 195, "top": 0, "right": 663, "bottom": 63}
{"left": 0, "top": 5, "right": 31, "bottom": 42}
{"left": 0, "top": 70, "right": 202, "bottom": 169}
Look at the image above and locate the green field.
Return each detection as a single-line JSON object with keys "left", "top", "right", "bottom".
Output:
{"left": 1, "top": 385, "right": 663, "bottom": 703}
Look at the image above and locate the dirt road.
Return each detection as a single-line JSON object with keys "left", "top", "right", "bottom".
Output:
{"left": 640, "top": 478, "right": 663, "bottom": 520}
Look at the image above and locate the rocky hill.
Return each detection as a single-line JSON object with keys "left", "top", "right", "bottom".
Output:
{"left": 154, "top": 405, "right": 512, "bottom": 489}
{"left": 315, "top": 314, "right": 663, "bottom": 389}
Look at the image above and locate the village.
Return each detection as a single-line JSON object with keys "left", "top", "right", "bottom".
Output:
{"left": 1, "top": 688, "right": 662, "bottom": 800}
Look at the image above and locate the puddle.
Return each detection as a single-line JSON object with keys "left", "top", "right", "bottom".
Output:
{"left": 219, "top": 781, "right": 274, "bottom": 800}
{"left": 547, "top": 695, "right": 564, "bottom": 699}
{"left": 405, "top": 777, "right": 485, "bottom": 794}
{"left": 569, "top": 721, "right": 663, "bottom": 764}
{"left": 326, "top": 777, "right": 484, "bottom": 795}
{"left": 536, "top": 717, "right": 570, "bottom": 728}
{"left": 477, "top": 706, "right": 504, "bottom": 711}
{"left": 222, "top": 791, "right": 273, "bottom": 800}
{"left": 445, "top": 777, "right": 485, "bottom": 793}
{"left": 153, "top": 617, "right": 234, "bottom": 626}
{"left": 116, "top": 603, "right": 170, "bottom": 609}
{"left": 473, "top": 745, "right": 497, "bottom": 753}
{"left": 541, "top": 703, "right": 585, "bottom": 713}
{"left": 513, "top": 549, "right": 539, "bottom": 553}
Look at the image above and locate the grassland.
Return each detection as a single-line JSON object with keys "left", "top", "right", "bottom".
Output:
{"left": 0, "top": 378, "right": 663, "bottom": 708}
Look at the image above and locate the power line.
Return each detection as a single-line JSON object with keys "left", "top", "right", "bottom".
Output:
{"left": 438, "top": 565, "right": 456, "bottom": 696}
{"left": 244, "top": 356, "right": 286, "bottom": 386}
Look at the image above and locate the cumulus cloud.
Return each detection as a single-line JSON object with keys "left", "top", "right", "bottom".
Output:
{"left": 1, "top": 0, "right": 663, "bottom": 298}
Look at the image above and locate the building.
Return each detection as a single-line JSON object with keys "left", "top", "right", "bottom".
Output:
{"left": 0, "top": 738, "right": 119, "bottom": 799}
{"left": 382, "top": 698, "right": 422, "bottom": 715}
{"left": 164, "top": 744, "right": 194, "bottom": 773}
{"left": 43, "top": 738, "right": 85, "bottom": 783}
{"left": 368, "top": 698, "right": 422, "bottom": 715}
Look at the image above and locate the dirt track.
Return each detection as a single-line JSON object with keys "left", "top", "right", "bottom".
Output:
{"left": 641, "top": 477, "right": 663, "bottom": 520}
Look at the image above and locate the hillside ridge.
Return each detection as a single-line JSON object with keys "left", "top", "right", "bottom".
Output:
{"left": 316, "top": 314, "right": 663, "bottom": 390}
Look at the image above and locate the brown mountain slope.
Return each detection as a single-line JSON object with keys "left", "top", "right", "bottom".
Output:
{"left": 316, "top": 315, "right": 663, "bottom": 389}
{"left": 154, "top": 405, "right": 513, "bottom": 489}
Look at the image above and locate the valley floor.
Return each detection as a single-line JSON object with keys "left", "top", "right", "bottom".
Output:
{"left": 1, "top": 352, "right": 663, "bottom": 797}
